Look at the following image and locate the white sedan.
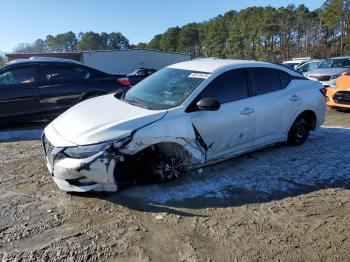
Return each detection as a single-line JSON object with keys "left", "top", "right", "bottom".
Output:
{"left": 42, "top": 59, "right": 326, "bottom": 192}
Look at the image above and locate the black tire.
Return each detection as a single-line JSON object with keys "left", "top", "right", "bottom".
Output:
{"left": 287, "top": 114, "right": 311, "bottom": 146}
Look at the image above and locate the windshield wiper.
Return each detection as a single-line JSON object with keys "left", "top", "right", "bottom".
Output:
{"left": 123, "top": 98, "right": 149, "bottom": 109}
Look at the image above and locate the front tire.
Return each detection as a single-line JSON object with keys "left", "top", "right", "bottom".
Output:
{"left": 287, "top": 114, "right": 311, "bottom": 146}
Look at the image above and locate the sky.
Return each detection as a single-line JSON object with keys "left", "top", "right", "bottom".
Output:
{"left": 0, "top": 0, "right": 325, "bottom": 53}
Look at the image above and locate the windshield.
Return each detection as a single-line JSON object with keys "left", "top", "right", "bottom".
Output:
{"left": 318, "top": 58, "right": 350, "bottom": 69}
{"left": 122, "top": 68, "right": 207, "bottom": 110}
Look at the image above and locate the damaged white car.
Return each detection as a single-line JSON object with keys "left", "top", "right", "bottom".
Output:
{"left": 42, "top": 59, "right": 326, "bottom": 192}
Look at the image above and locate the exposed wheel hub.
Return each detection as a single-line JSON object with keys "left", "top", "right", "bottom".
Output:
{"left": 153, "top": 157, "right": 184, "bottom": 181}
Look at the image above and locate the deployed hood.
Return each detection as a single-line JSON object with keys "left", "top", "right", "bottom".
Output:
{"left": 306, "top": 68, "right": 348, "bottom": 77}
{"left": 51, "top": 94, "right": 167, "bottom": 145}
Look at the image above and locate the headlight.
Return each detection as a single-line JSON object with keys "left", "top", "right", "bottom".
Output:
{"left": 64, "top": 136, "right": 131, "bottom": 159}
{"left": 329, "top": 79, "right": 337, "bottom": 88}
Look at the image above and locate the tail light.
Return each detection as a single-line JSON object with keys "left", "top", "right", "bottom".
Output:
{"left": 320, "top": 87, "right": 327, "bottom": 97}
{"left": 117, "top": 78, "right": 130, "bottom": 87}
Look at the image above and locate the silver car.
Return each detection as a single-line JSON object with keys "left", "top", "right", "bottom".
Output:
{"left": 304, "top": 57, "right": 350, "bottom": 87}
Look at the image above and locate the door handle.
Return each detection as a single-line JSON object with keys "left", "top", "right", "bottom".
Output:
{"left": 240, "top": 107, "right": 255, "bottom": 115}
{"left": 289, "top": 95, "right": 300, "bottom": 102}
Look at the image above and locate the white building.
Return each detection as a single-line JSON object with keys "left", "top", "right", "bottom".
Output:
{"left": 81, "top": 49, "right": 191, "bottom": 74}
{"left": 6, "top": 49, "right": 192, "bottom": 74}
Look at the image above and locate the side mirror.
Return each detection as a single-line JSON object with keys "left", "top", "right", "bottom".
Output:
{"left": 196, "top": 97, "right": 220, "bottom": 111}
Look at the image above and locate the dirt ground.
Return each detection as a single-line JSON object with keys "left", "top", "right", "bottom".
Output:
{"left": 0, "top": 108, "right": 350, "bottom": 261}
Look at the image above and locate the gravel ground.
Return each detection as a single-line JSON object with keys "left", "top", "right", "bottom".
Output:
{"left": 0, "top": 108, "right": 350, "bottom": 261}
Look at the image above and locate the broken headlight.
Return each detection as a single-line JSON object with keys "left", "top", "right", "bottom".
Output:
{"left": 64, "top": 136, "right": 131, "bottom": 159}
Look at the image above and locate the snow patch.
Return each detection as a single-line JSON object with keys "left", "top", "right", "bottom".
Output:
{"left": 121, "top": 127, "right": 350, "bottom": 203}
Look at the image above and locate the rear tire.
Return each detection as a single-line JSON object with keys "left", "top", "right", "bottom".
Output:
{"left": 287, "top": 114, "right": 311, "bottom": 146}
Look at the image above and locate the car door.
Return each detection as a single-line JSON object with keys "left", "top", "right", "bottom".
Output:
{"left": 247, "top": 68, "right": 301, "bottom": 147}
{"left": 0, "top": 65, "right": 40, "bottom": 119}
{"left": 38, "top": 63, "right": 90, "bottom": 114}
{"left": 188, "top": 69, "right": 256, "bottom": 161}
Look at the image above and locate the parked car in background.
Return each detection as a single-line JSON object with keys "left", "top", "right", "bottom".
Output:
{"left": 296, "top": 59, "right": 324, "bottom": 73}
{"left": 326, "top": 71, "right": 350, "bottom": 109}
{"left": 42, "top": 58, "right": 326, "bottom": 192}
{"left": 304, "top": 56, "right": 350, "bottom": 87}
{"left": 282, "top": 57, "right": 311, "bottom": 70}
{"left": 118, "top": 68, "right": 156, "bottom": 86}
{"left": 0, "top": 57, "right": 127, "bottom": 124}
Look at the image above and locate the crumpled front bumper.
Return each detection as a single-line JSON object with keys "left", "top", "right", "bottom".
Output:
{"left": 43, "top": 127, "right": 120, "bottom": 192}
{"left": 45, "top": 151, "right": 120, "bottom": 192}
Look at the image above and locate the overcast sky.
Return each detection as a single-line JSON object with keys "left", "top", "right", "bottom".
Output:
{"left": 0, "top": 0, "right": 325, "bottom": 52}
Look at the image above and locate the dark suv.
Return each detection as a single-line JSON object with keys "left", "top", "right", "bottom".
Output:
{"left": 0, "top": 57, "right": 127, "bottom": 124}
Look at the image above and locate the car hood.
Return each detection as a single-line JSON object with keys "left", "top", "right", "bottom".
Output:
{"left": 335, "top": 75, "right": 350, "bottom": 90}
{"left": 51, "top": 94, "right": 167, "bottom": 145}
{"left": 306, "top": 68, "right": 348, "bottom": 77}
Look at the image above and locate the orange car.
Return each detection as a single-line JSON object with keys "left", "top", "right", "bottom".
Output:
{"left": 327, "top": 71, "right": 350, "bottom": 109}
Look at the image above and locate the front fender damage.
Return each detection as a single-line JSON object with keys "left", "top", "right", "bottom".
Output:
{"left": 119, "top": 116, "right": 207, "bottom": 169}
{"left": 51, "top": 116, "right": 207, "bottom": 192}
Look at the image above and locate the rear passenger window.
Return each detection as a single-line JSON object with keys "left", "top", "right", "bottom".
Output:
{"left": 279, "top": 71, "right": 292, "bottom": 88}
{"left": 40, "top": 65, "right": 90, "bottom": 83}
{"left": 200, "top": 69, "right": 248, "bottom": 103}
{"left": 250, "top": 68, "right": 282, "bottom": 95}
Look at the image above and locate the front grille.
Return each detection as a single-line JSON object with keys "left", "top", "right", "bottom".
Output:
{"left": 312, "top": 75, "right": 332, "bottom": 82}
{"left": 333, "top": 91, "right": 350, "bottom": 105}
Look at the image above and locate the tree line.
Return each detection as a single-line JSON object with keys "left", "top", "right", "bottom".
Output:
{"left": 10, "top": 0, "right": 350, "bottom": 62}
{"left": 13, "top": 31, "right": 130, "bottom": 53}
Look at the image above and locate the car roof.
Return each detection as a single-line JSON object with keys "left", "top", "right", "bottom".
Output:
{"left": 6, "top": 57, "right": 82, "bottom": 66}
{"left": 330, "top": 56, "right": 350, "bottom": 59}
{"left": 305, "top": 59, "right": 324, "bottom": 62}
{"left": 168, "top": 58, "right": 276, "bottom": 73}
{"left": 283, "top": 61, "right": 303, "bottom": 64}
{"left": 168, "top": 58, "right": 301, "bottom": 76}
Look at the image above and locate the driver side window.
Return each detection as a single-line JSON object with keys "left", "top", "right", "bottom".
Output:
{"left": 0, "top": 67, "right": 36, "bottom": 85}
{"left": 200, "top": 69, "right": 248, "bottom": 104}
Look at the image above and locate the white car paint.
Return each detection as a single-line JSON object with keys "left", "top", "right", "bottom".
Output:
{"left": 42, "top": 59, "right": 326, "bottom": 192}
{"left": 51, "top": 94, "right": 167, "bottom": 145}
